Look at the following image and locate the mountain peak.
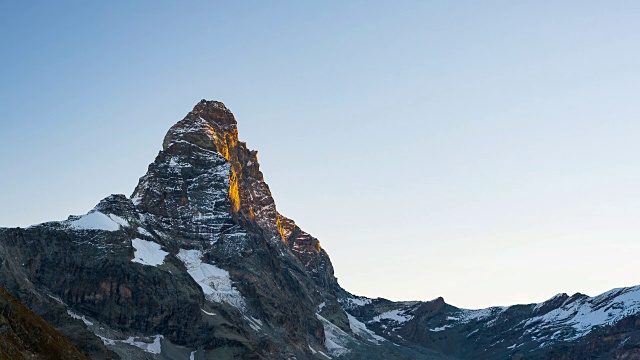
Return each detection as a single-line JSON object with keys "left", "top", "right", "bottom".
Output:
{"left": 137, "top": 100, "right": 338, "bottom": 290}
{"left": 161, "top": 99, "right": 237, "bottom": 152}
{"left": 190, "top": 99, "right": 236, "bottom": 129}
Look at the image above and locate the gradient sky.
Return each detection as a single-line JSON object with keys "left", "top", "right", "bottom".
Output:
{"left": 1, "top": 1, "right": 639, "bottom": 309}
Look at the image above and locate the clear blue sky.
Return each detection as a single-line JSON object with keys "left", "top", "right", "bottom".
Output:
{"left": 1, "top": 1, "right": 640, "bottom": 309}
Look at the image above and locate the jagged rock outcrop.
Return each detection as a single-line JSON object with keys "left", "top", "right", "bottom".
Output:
{"left": 0, "top": 100, "right": 639, "bottom": 359}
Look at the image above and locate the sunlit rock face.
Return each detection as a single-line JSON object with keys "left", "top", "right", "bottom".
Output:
{"left": 133, "top": 100, "right": 340, "bottom": 294}
{"left": 128, "top": 100, "right": 349, "bottom": 357}
{"left": 0, "top": 100, "right": 639, "bottom": 360}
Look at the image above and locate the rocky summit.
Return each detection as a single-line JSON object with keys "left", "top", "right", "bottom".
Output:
{"left": 0, "top": 100, "right": 639, "bottom": 359}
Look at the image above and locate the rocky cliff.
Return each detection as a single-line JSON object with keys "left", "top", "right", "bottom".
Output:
{"left": 0, "top": 100, "right": 638, "bottom": 359}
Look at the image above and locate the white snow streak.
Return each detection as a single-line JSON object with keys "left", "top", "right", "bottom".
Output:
{"left": 347, "top": 313, "right": 385, "bottom": 344}
{"left": 429, "top": 325, "right": 450, "bottom": 332}
{"left": 67, "top": 310, "right": 93, "bottom": 326}
{"left": 137, "top": 227, "right": 153, "bottom": 237}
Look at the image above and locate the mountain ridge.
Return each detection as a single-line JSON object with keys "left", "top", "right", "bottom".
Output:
{"left": 0, "top": 99, "right": 638, "bottom": 359}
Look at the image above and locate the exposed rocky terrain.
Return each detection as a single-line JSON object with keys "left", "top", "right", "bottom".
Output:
{"left": 0, "top": 100, "right": 638, "bottom": 359}
{"left": 0, "top": 286, "right": 90, "bottom": 359}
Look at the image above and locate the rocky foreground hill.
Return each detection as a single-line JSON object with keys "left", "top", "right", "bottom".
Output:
{"left": 0, "top": 100, "right": 638, "bottom": 359}
{"left": 0, "top": 287, "right": 90, "bottom": 359}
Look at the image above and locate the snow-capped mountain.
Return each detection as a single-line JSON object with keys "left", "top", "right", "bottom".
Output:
{"left": 343, "top": 286, "right": 640, "bottom": 359}
{"left": 0, "top": 100, "right": 638, "bottom": 359}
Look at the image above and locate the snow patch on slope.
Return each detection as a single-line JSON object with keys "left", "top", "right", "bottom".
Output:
{"left": 137, "top": 227, "right": 153, "bottom": 237}
{"left": 99, "top": 335, "right": 163, "bottom": 354}
{"left": 347, "top": 313, "right": 385, "bottom": 344}
{"left": 455, "top": 306, "right": 508, "bottom": 323}
{"left": 177, "top": 249, "right": 246, "bottom": 310}
{"left": 318, "top": 302, "right": 326, "bottom": 312}
{"left": 316, "top": 314, "right": 351, "bottom": 357}
{"left": 429, "top": 325, "right": 451, "bottom": 332}
{"left": 123, "top": 335, "right": 163, "bottom": 354}
{"left": 372, "top": 309, "right": 413, "bottom": 324}
{"left": 131, "top": 239, "right": 168, "bottom": 266}
{"left": 69, "top": 211, "right": 128, "bottom": 231}
{"left": 344, "top": 296, "right": 372, "bottom": 307}
{"left": 67, "top": 310, "right": 93, "bottom": 326}
{"left": 245, "top": 316, "right": 263, "bottom": 332}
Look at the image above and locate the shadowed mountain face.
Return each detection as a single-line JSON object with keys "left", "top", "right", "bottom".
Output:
{"left": 0, "top": 100, "right": 638, "bottom": 359}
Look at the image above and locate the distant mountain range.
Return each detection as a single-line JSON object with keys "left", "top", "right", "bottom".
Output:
{"left": 1, "top": 100, "right": 638, "bottom": 359}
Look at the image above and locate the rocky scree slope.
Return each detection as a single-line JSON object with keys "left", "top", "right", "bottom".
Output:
{"left": 0, "top": 100, "right": 639, "bottom": 359}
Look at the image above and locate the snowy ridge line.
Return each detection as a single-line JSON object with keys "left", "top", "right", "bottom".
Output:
{"left": 533, "top": 293, "right": 566, "bottom": 312}
{"left": 447, "top": 285, "right": 640, "bottom": 347}
{"left": 520, "top": 285, "right": 640, "bottom": 342}
{"left": 343, "top": 284, "right": 640, "bottom": 352}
